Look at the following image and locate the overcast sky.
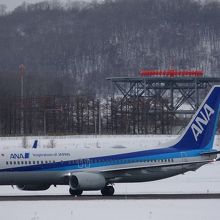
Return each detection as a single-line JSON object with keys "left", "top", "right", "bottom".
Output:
{"left": 0, "top": 0, "right": 94, "bottom": 11}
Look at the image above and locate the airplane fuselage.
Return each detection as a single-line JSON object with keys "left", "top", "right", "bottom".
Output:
{"left": 0, "top": 147, "right": 215, "bottom": 186}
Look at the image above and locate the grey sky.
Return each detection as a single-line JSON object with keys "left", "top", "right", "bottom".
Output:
{"left": 0, "top": 0, "right": 94, "bottom": 11}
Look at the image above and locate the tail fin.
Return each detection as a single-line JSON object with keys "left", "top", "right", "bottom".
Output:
{"left": 32, "top": 140, "right": 38, "bottom": 149}
{"left": 173, "top": 85, "right": 220, "bottom": 151}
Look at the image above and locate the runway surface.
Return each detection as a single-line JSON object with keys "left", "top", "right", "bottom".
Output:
{"left": 1, "top": 193, "right": 220, "bottom": 201}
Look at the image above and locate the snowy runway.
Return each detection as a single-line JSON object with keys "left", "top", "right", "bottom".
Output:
{"left": 1, "top": 193, "right": 220, "bottom": 201}
{"left": 0, "top": 198, "right": 219, "bottom": 220}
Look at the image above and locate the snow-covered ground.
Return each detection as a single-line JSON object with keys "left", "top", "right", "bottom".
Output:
{"left": 0, "top": 135, "right": 220, "bottom": 220}
{"left": 0, "top": 134, "right": 178, "bottom": 150}
{"left": 0, "top": 134, "right": 219, "bottom": 149}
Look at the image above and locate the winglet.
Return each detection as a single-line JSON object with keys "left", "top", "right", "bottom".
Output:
{"left": 32, "top": 140, "right": 38, "bottom": 149}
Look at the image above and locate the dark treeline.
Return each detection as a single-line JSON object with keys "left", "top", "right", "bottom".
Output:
{"left": 0, "top": 95, "right": 177, "bottom": 136}
{"left": 0, "top": 0, "right": 220, "bottom": 96}
{"left": 0, "top": 0, "right": 220, "bottom": 135}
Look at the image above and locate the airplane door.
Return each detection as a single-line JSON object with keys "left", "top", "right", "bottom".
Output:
{"left": 0, "top": 153, "right": 5, "bottom": 169}
{"left": 84, "top": 159, "right": 90, "bottom": 168}
{"left": 78, "top": 159, "right": 90, "bottom": 169}
{"left": 181, "top": 152, "right": 187, "bottom": 173}
{"left": 78, "top": 159, "right": 84, "bottom": 168}
{"left": 181, "top": 152, "right": 187, "bottom": 162}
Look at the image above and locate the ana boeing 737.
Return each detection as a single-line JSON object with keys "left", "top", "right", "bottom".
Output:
{"left": 0, "top": 86, "right": 220, "bottom": 196}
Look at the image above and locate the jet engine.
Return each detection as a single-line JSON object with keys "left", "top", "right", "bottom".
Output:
{"left": 17, "top": 184, "right": 51, "bottom": 191}
{"left": 69, "top": 172, "right": 106, "bottom": 190}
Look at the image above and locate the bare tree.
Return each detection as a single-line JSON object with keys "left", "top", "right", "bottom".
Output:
{"left": 0, "top": 4, "right": 7, "bottom": 16}
{"left": 22, "top": 136, "right": 29, "bottom": 148}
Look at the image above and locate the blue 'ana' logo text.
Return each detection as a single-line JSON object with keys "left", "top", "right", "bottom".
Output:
{"left": 10, "top": 153, "right": 30, "bottom": 159}
{"left": 191, "top": 103, "right": 214, "bottom": 141}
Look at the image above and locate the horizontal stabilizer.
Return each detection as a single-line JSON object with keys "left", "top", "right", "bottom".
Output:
{"left": 200, "top": 150, "right": 220, "bottom": 156}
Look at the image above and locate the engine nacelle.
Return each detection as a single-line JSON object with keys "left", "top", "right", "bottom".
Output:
{"left": 69, "top": 172, "right": 106, "bottom": 190}
{"left": 17, "top": 184, "right": 51, "bottom": 191}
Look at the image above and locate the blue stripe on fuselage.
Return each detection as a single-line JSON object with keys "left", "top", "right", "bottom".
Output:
{"left": 0, "top": 146, "right": 205, "bottom": 172}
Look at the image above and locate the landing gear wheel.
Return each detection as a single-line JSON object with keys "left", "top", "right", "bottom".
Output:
{"left": 69, "top": 188, "right": 83, "bottom": 196}
{"left": 101, "top": 185, "right": 115, "bottom": 196}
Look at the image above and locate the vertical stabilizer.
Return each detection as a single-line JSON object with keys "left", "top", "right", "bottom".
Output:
{"left": 173, "top": 86, "right": 220, "bottom": 150}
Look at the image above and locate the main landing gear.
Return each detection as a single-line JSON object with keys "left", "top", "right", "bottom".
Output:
{"left": 69, "top": 185, "right": 115, "bottom": 196}
{"left": 69, "top": 188, "right": 83, "bottom": 196}
{"left": 101, "top": 185, "right": 115, "bottom": 196}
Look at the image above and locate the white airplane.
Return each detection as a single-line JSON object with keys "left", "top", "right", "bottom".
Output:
{"left": 0, "top": 86, "right": 220, "bottom": 196}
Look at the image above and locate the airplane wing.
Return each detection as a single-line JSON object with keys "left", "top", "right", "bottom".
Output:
{"left": 99, "top": 159, "right": 215, "bottom": 182}
{"left": 100, "top": 159, "right": 214, "bottom": 174}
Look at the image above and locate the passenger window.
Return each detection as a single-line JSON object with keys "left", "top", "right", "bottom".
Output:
{"left": 37, "top": 161, "right": 39, "bottom": 164}
{"left": 10, "top": 161, "right": 12, "bottom": 165}
{"left": 21, "top": 161, "right": 24, "bottom": 165}
{"left": 25, "top": 161, "right": 27, "bottom": 164}
{"left": 6, "top": 161, "right": 8, "bottom": 165}
{"left": 14, "top": 161, "right": 16, "bottom": 165}
{"left": 29, "top": 161, "right": 31, "bottom": 164}
{"left": 33, "top": 161, "right": 35, "bottom": 164}
{"left": 41, "top": 161, "right": 44, "bottom": 164}
{"left": 17, "top": 161, "right": 20, "bottom": 165}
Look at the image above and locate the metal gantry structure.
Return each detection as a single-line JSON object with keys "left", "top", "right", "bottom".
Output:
{"left": 1, "top": 73, "right": 220, "bottom": 136}
{"left": 107, "top": 76, "right": 220, "bottom": 134}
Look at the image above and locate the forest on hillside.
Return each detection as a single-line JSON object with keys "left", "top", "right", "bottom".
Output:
{"left": 0, "top": 0, "right": 220, "bottom": 97}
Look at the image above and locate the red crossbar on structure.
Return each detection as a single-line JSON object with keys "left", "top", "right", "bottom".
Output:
{"left": 140, "top": 70, "right": 204, "bottom": 77}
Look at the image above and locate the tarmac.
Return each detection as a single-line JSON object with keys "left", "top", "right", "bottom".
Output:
{"left": 1, "top": 193, "right": 220, "bottom": 201}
